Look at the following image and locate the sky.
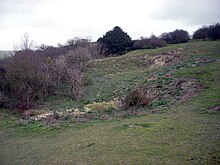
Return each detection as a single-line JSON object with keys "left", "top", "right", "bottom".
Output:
{"left": 0, "top": 0, "right": 219, "bottom": 50}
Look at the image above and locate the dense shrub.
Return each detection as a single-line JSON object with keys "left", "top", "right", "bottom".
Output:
{"left": 133, "top": 37, "right": 148, "bottom": 49}
{"left": 0, "top": 47, "right": 92, "bottom": 110}
{"left": 2, "top": 50, "right": 42, "bottom": 110}
{"left": 36, "top": 37, "right": 101, "bottom": 59}
{"left": 121, "top": 89, "right": 151, "bottom": 109}
{"left": 160, "top": 29, "right": 190, "bottom": 44}
{"left": 193, "top": 26, "right": 209, "bottom": 40}
{"left": 144, "top": 35, "right": 166, "bottom": 49}
{"left": 171, "top": 29, "right": 190, "bottom": 43}
{"left": 193, "top": 23, "right": 220, "bottom": 40}
{"left": 66, "top": 46, "right": 92, "bottom": 68}
{"left": 0, "top": 91, "right": 9, "bottom": 108}
{"left": 67, "top": 67, "right": 84, "bottom": 101}
{"left": 133, "top": 35, "right": 166, "bottom": 49}
{"left": 36, "top": 45, "right": 68, "bottom": 57}
{"left": 208, "top": 23, "right": 220, "bottom": 40}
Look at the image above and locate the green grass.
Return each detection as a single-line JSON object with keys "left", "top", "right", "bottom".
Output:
{"left": 0, "top": 109, "right": 219, "bottom": 164}
{"left": 83, "top": 41, "right": 220, "bottom": 104}
{"left": 0, "top": 41, "right": 220, "bottom": 164}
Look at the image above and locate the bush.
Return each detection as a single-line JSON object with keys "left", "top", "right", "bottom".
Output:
{"left": 144, "top": 35, "right": 166, "bottom": 49}
{"left": 67, "top": 67, "right": 84, "bottom": 101}
{"left": 66, "top": 46, "right": 92, "bottom": 68}
{"left": 208, "top": 23, "right": 220, "bottom": 40}
{"left": 84, "top": 101, "right": 116, "bottom": 115}
{"left": 121, "top": 89, "right": 151, "bottom": 109}
{"left": 0, "top": 91, "right": 9, "bottom": 108}
{"left": 193, "top": 23, "right": 220, "bottom": 41}
{"left": 133, "top": 38, "right": 148, "bottom": 50}
{"left": 0, "top": 48, "right": 88, "bottom": 111}
{"left": 2, "top": 50, "right": 41, "bottom": 110}
{"left": 160, "top": 29, "right": 190, "bottom": 44}
{"left": 133, "top": 35, "right": 166, "bottom": 49}
{"left": 193, "top": 26, "right": 209, "bottom": 40}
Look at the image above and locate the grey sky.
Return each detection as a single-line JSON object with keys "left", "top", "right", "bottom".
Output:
{"left": 0, "top": 0, "right": 219, "bottom": 50}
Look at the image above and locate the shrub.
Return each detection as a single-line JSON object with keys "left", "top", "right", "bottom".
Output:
{"left": 160, "top": 29, "right": 190, "bottom": 44}
{"left": 208, "top": 23, "right": 220, "bottom": 40}
{"left": 0, "top": 47, "right": 88, "bottom": 110}
{"left": 67, "top": 67, "right": 84, "bottom": 101}
{"left": 193, "top": 26, "right": 209, "bottom": 40}
{"left": 193, "top": 23, "right": 220, "bottom": 41}
{"left": 2, "top": 50, "right": 41, "bottom": 110}
{"left": 0, "top": 91, "right": 9, "bottom": 108}
{"left": 171, "top": 29, "right": 190, "bottom": 43}
{"left": 66, "top": 37, "right": 91, "bottom": 49}
{"left": 133, "top": 37, "right": 148, "bottom": 49}
{"left": 66, "top": 46, "right": 92, "bottom": 68}
{"left": 133, "top": 35, "right": 166, "bottom": 50}
{"left": 84, "top": 101, "right": 116, "bottom": 114}
{"left": 144, "top": 35, "right": 166, "bottom": 49}
{"left": 121, "top": 89, "right": 151, "bottom": 109}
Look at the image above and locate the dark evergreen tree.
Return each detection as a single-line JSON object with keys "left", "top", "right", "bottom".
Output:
{"left": 97, "top": 26, "right": 133, "bottom": 55}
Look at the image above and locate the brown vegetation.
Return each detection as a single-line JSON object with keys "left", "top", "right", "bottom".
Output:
{"left": 0, "top": 37, "right": 100, "bottom": 111}
{"left": 121, "top": 89, "right": 152, "bottom": 109}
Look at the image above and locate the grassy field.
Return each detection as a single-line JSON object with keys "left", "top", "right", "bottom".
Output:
{"left": 0, "top": 41, "right": 220, "bottom": 164}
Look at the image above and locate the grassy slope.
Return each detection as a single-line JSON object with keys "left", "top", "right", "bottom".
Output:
{"left": 0, "top": 41, "right": 220, "bottom": 164}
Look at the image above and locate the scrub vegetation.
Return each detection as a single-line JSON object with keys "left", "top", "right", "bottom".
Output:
{"left": 0, "top": 24, "right": 220, "bottom": 164}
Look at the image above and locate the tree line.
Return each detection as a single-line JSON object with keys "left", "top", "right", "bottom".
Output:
{"left": 97, "top": 23, "right": 219, "bottom": 56}
{"left": 97, "top": 27, "right": 191, "bottom": 56}
{"left": 193, "top": 23, "right": 220, "bottom": 41}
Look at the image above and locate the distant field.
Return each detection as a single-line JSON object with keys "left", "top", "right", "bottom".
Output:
{"left": 0, "top": 41, "right": 220, "bottom": 164}
{"left": 0, "top": 50, "right": 12, "bottom": 58}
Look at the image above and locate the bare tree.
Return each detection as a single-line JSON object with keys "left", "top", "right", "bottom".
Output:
{"left": 14, "top": 32, "right": 35, "bottom": 51}
{"left": 66, "top": 36, "right": 92, "bottom": 49}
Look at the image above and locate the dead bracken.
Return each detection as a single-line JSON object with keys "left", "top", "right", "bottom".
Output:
{"left": 142, "top": 49, "right": 184, "bottom": 69}
{"left": 207, "top": 105, "right": 220, "bottom": 112}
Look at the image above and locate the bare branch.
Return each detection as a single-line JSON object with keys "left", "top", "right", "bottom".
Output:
{"left": 14, "top": 32, "right": 36, "bottom": 51}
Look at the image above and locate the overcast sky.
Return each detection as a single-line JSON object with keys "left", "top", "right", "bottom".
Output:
{"left": 0, "top": 0, "right": 219, "bottom": 50}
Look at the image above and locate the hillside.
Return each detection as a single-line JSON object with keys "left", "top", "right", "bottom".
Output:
{"left": 0, "top": 41, "right": 220, "bottom": 164}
